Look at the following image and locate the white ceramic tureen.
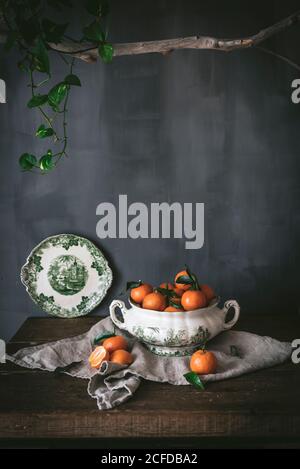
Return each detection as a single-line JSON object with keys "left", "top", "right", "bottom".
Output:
{"left": 109, "top": 297, "right": 240, "bottom": 356}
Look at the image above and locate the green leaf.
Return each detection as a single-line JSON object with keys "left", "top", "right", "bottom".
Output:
{"left": 169, "top": 299, "right": 182, "bottom": 308}
{"left": 19, "top": 153, "right": 37, "bottom": 171}
{"left": 156, "top": 287, "right": 175, "bottom": 299}
{"left": 98, "top": 42, "right": 114, "bottom": 63}
{"left": 42, "top": 18, "right": 68, "bottom": 43}
{"left": 31, "top": 38, "right": 50, "bottom": 74}
{"left": 39, "top": 151, "right": 54, "bottom": 171}
{"left": 85, "top": 0, "right": 109, "bottom": 17}
{"left": 48, "top": 82, "right": 68, "bottom": 109}
{"left": 126, "top": 281, "right": 142, "bottom": 290}
{"left": 27, "top": 94, "right": 48, "bottom": 108}
{"left": 184, "top": 265, "right": 200, "bottom": 290}
{"left": 185, "top": 265, "right": 193, "bottom": 279}
{"left": 64, "top": 74, "right": 81, "bottom": 86}
{"left": 83, "top": 20, "right": 105, "bottom": 42}
{"left": 175, "top": 275, "right": 194, "bottom": 285}
{"left": 35, "top": 124, "right": 54, "bottom": 138}
{"left": 93, "top": 332, "right": 115, "bottom": 345}
{"left": 184, "top": 371, "right": 205, "bottom": 391}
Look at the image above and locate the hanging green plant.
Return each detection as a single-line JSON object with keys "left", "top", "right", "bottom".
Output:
{"left": 0, "top": 2, "right": 299, "bottom": 174}
{"left": 1, "top": 0, "right": 113, "bottom": 173}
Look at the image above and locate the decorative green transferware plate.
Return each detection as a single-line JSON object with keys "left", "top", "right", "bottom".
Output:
{"left": 21, "top": 234, "right": 113, "bottom": 318}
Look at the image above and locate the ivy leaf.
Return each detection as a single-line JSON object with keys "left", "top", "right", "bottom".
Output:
{"left": 184, "top": 371, "right": 205, "bottom": 391}
{"left": 19, "top": 153, "right": 37, "bottom": 171}
{"left": 42, "top": 18, "right": 68, "bottom": 44}
{"left": 31, "top": 38, "right": 50, "bottom": 74}
{"left": 156, "top": 287, "right": 175, "bottom": 299}
{"left": 98, "top": 42, "right": 114, "bottom": 63}
{"left": 126, "top": 281, "right": 142, "bottom": 290}
{"left": 36, "top": 124, "right": 54, "bottom": 138}
{"left": 39, "top": 150, "right": 54, "bottom": 171}
{"left": 85, "top": 0, "right": 109, "bottom": 17}
{"left": 27, "top": 94, "right": 48, "bottom": 108}
{"left": 169, "top": 299, "right": 182, "bottom": 308}
{"left": 93, "top": 332, "right": 115, "bottom": 345}
{"left": 64, "top": 74, "right": 81, "bottom": 86}
{"left": 83, "top": 20, "right": 105, "bottom": 42}
{"left": 48, "top": 82, "right": 68, "bottom": 109}
{"left": 175, "top": 275, "right": 194, "bottom": 285}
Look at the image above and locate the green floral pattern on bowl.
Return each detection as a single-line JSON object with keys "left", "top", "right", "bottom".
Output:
{"left": 21, "top": 234, "right": 112, "bottom": 318}
{"left": 110, "top": 298, "right": 240, "bottom": 357}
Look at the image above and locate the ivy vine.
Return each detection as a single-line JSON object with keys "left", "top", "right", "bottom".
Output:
{"left": 1, "top": 0, "right": 113, "bottom": 173}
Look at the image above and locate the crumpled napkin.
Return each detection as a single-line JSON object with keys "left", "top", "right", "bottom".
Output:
{"left": 7, "top": 316, "right": 292, "bottom": 410}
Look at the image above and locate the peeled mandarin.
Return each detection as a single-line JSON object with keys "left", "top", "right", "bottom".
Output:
{"left": 89, "top": 346, "right": 109, "bottom": 369}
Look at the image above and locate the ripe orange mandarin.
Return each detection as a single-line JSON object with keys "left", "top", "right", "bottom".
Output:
{"left": 173, "top": 286, "right": 184, "bottom": 297}
{"left": 181, "top": 290, "right": 207, "bottom": 311}
{"left": 130, "top": 283, "right": 153, "bottom": 304}
{"left": 190, "top": 350, "right": 217, "bottom": 374}
{"left": 103, "top": 335, "right": 128, "bottom": 353}
{"left": 200, "top": 284, "right": 215, "bottom": 303}
{"left": 110, "top": 349, "right": 134, "bottom": 366}
{"left": 164, "top": 306, "right": 184, "bottom": 312}
{"left": 159, "top": 282, "right": 174, "bottom": 290}
{"left": 142, "top": 291, "right": 167, "bottom": 311}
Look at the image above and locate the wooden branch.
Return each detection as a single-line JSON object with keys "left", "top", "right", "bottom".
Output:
{"left": 1, "top": 9, "right": 300, "bottom": 65}
{"left": 46, "top": 9, "right": 300, "bottom": 63}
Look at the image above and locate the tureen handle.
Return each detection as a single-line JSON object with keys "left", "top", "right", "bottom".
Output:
{"left": 109, "top": 300, "right": 128, "bottom": 331}
{"left": 222, "top": 300, "right": 240, "bottom": 330}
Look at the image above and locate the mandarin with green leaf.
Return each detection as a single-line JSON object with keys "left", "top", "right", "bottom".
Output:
{"left": 130, "top": 283, "right": 153, "bottom": 304}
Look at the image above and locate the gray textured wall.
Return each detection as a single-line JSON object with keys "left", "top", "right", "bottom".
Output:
{"left": 1, "top": 0, "right": 300, "bottom": 340}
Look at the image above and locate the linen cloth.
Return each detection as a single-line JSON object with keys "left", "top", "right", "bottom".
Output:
{"left": 7, "top": 316, "right": 291, "bottom": 410}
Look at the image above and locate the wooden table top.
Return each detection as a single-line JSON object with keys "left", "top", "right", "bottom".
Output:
{"left": 0, "top": 314, "right": 300, "bottom": 441}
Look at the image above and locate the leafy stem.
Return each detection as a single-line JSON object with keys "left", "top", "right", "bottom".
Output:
{"left": 53, "top": 58, "right": 74, "bottom": 164}
{"left": 29, "top": 69, "right": 59, "bottom": 141}
{"left": 1, "top": 0, "right": 114, "bottom": 173}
